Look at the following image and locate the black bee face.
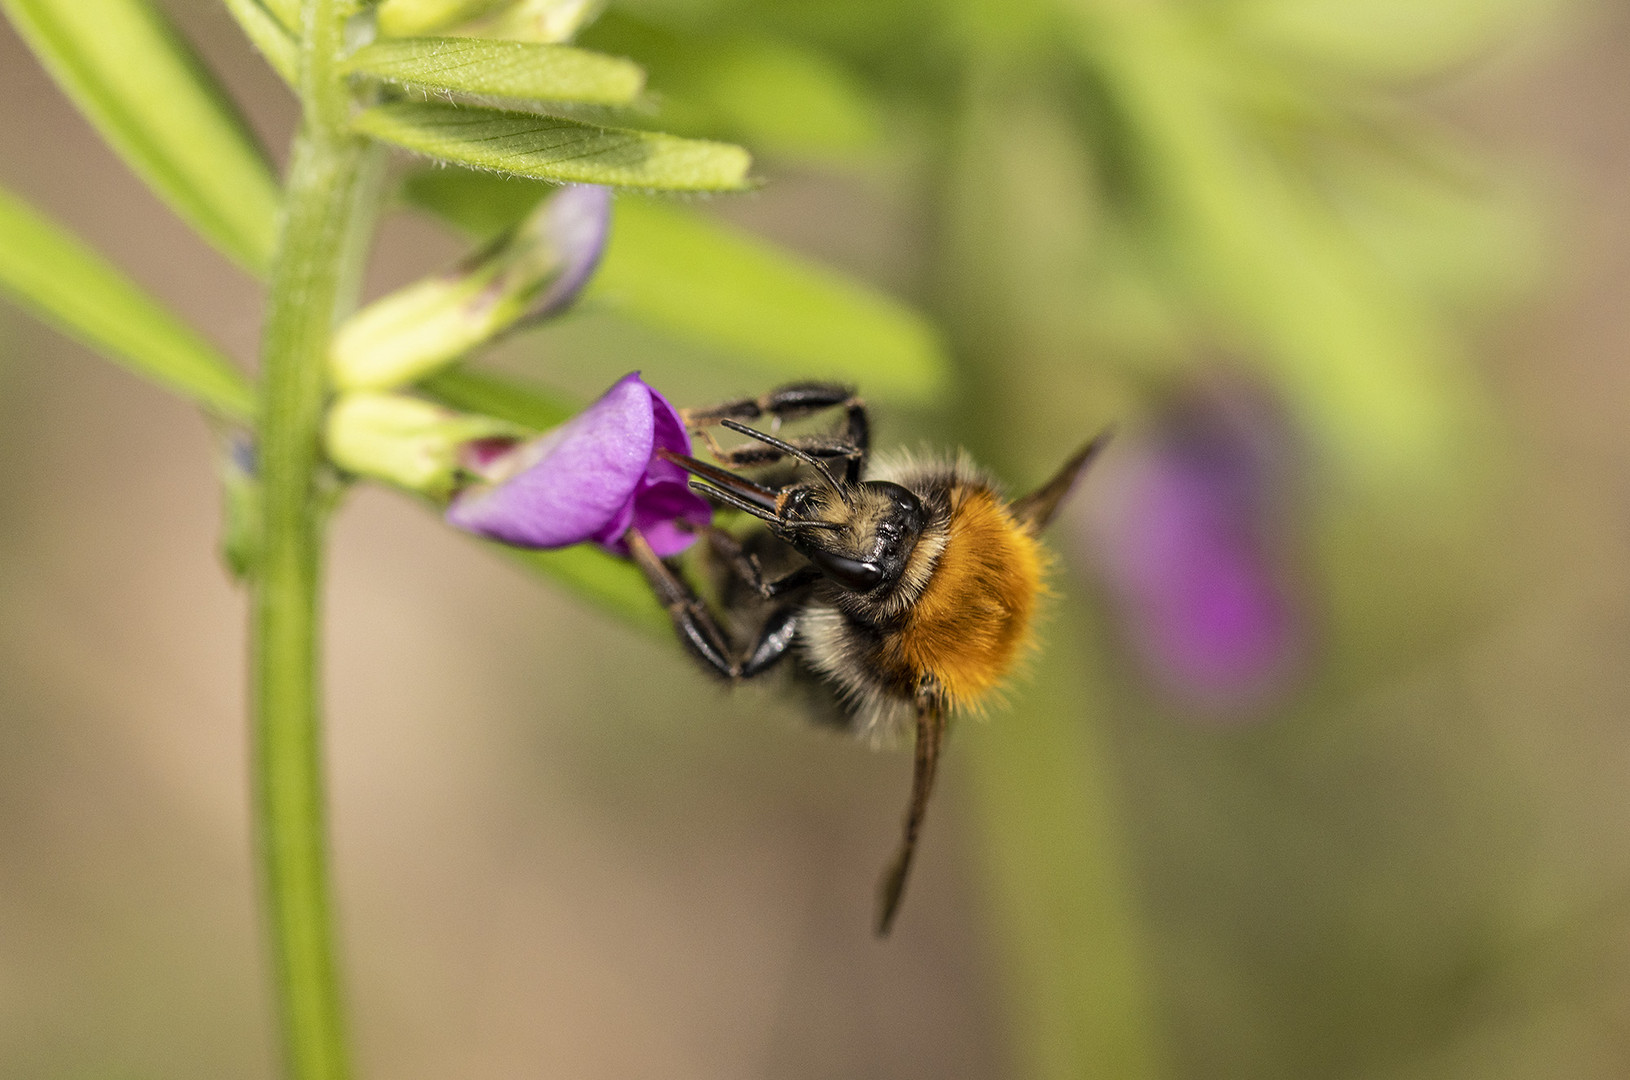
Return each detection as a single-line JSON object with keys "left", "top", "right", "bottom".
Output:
{"left": 783, "top": 481, "right": 926, "bottom": 593}
{"left": 653, "top": 439, "right": 928, "bottom": 595}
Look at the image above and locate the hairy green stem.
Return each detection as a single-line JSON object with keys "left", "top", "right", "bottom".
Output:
{"left": 251, "top": 1, "right": 367, "bottom": 1077}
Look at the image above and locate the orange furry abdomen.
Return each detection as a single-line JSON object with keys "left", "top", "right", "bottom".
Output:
{"left": 887, "top": 488, "right": 1046, "bottom": 708}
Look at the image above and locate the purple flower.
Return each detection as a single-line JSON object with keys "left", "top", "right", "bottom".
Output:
{"left": 1080, "top": 380, "right": 1307, "bottom": 715}
{"left": 446, "top": 372, "right": 711, "bottom": 558}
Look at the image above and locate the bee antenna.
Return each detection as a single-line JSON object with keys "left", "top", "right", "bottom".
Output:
{"left": 688, "top": 480, "right": 845, "bottom": 535}
{"left": 717, "top": 419, "right": 850, "bottom": 502}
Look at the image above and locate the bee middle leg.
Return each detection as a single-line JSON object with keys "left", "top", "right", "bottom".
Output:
{"left": 627, "top": 529, "right": 802, "bottom": 681}
{"left": 682, "top": 383, "right": 870, "bottom": 483}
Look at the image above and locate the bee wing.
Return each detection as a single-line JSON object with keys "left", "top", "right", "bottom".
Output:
{"left": 1010, "top": 429, "right": 1112, "bottom": 533}
{"left": 875, "top": 687, "right": 947, "bottom": 936}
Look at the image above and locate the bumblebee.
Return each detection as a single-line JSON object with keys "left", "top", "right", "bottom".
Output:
{"left": 624, "top": 383, "right": 1106, "bottom": 934}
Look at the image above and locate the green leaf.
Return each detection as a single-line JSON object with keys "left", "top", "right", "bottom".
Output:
{"left": 1324, "top": 144, "right": 1547, "bottom": 314}
{"left": 1227, "top": 0, "right": 1558, "bottom": 83}
{"left": 343, "top": 37, "right": 644, "bottom": 106}
{"left": 0, "top": 185, "right": 256, "bottom": 422}
{"left": 590, "top": 199, "right": 948, "bottom": 400}
{"left": 221, "top": 0, "right": 297, "bottom": 86}
{"left": 674, "top": 35, "right": 882, "bottom": 160}
{"left": 581, "top": 15, "right": 882, "bottom": 161}
{"left": 258, "top": 0, "right": 298, "bottom": 33}
{"left": 419, "top": 367, "right": 577, "bottom": 430}
{"left": 1059, "top": 5, "right": 1484, "bottom": 484}
{"left": 501, "top": 543, "right": 666, "bottom": 633}
{"left": 1, "top": 0, "right": 282, "bottom": 274}
{"left": 353, "top": 101, "right": 752, "bottom": 191}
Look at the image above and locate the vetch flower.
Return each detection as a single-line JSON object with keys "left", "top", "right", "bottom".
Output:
{"left": 331, "top": 184, "right": 612, "bottom": 392}
{"left": 1080, "top": 379, "right": 1307, "bottom": 715}
{"left": 446, "top": 372, "right": 711, "bottom": 557}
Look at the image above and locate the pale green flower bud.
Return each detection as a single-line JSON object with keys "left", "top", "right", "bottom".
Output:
{"left": 330, "top": 184, "right": 611, "bottom": 392}
{"left": 450, "top": 0, "right": 605, "bottom": 43}
{"left": 374, "top": 0, "right": 505, "bottom": 37}
{"left": 325, "top": 392, "right": 520, "bottom": 498}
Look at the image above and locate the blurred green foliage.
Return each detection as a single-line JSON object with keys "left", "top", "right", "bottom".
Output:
{"left": 0, "top": 0, "right": 1591, "bottom": 1077}
{"left": 0, "top": 184, "right": 255, "bottom": 421}
{"left": 0, "top": 0, "right": 281, "bottom": 273}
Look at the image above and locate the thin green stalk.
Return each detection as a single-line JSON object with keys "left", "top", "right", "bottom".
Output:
{"left": 251, "top": 2, "right": 368, "bottom": 1078}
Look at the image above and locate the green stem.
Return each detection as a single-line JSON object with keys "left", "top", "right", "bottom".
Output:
{"left": 251, "top": 2, "right": 368, "bottom": 1078}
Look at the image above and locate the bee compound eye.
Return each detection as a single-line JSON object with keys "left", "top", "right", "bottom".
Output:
{"left": 810, "top": 550, "right": 885, "bottom": 591}
{"left": 870, "top": 482, "right": 925, "bottom": 533}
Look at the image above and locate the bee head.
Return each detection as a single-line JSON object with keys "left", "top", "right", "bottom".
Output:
{"left": 780, "top": 480, "right": 926, "bottom": 593}
{"left": 656, "top": 434, "right": 927, "bottom": 594}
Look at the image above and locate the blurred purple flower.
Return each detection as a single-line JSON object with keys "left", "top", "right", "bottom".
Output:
{"left": 526, "top": 184, "right": 612, "bottom": 322}
{"left": 1082, "top": 381, "right": 1306, "bottom": 714}
{"left": 446, "top": 372, "right": 711, "bottom": 558}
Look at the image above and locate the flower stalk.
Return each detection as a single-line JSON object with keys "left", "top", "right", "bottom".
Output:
{"left": 251, "top": 1, "right": 369, "bottom": 1077}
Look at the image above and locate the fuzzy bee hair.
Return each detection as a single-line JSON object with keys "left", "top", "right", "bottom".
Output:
{"left": 796, "top": 451, "right": 1049, "bottom": 745}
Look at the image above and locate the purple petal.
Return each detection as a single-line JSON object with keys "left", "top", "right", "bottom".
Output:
{"left": 1110, "top": 462, "right": 1296, "bottom": 701}
{"left": 446, "top": 373, "right": 654, "bottom": 547}
{"left": 605, "top": 376, "right": 711, "bottom": 556}
{"left": 1079, "top": 379, "right": 1306, "bottom": 715}
{"left": 528, "top": 185, "right": 612, "bottom": 321}
{"left": 612, "top": 477, "right": 713, "bottom": 558}
{"left": 445, "top": 372, "right": 712, "bottom": 556}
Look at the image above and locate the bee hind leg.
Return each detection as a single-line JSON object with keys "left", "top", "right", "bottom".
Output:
{"left": 876, "top": 685, "right": 947, "bottom": 936}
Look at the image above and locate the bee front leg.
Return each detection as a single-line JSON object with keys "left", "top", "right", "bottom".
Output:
{"left": 627, "top": 529, "right": 805, "bottom": 681}
{"left": 701, "top": 524, "right": 820, "bottom": 600}
{"left": 627, "top": 529, "right": 739, "bottom": 679}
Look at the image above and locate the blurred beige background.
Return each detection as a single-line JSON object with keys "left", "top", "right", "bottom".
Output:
{"left": 5, "top": 2, "right": 1630, "bottom": 1078}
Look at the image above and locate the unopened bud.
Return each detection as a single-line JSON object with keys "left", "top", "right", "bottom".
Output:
{"left": 325, "top": 392, "right": 520, "bottom": 498}
{"left": 216, "top": 434, "right": 261, "bottom": 582}
{"left": 450, "top": 0, "right": 605, "bottom": 43}
{"left": 375, "top": 0, "right": 505, "bottom": 37}
{"left": 331, "top": 184, "right": 611, "bottom": 391}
